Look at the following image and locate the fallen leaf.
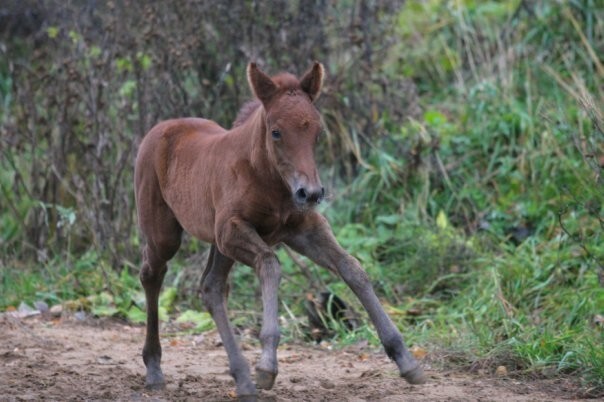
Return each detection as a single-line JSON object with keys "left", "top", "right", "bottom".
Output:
{"left": 359, "top": 369, "right": 381, "bottom": 378}
{"left": 410, "top": 345, "right": 428, "bottom": 360}
{"left": 407, "top": 308, "right": 422, "bottom": 316}
{"left": 495, "top": 366, "right": 508, "bottom": 376}
{"left": 280, "top": 354, "right": 303, "bottom": 364}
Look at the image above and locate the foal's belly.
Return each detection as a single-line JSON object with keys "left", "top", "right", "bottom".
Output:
{"left": 179, "top": 214, "right": 216, "bottom": 244}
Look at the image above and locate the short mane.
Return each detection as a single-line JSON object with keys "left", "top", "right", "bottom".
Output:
{"left": 233, "top": 72, "right": 303, "bottom": 128}
{"left": 272, "top": 73, "right": 300, "bottom": 92}
{"left": 232, "top": 100, "right": 262, "bottom": 128}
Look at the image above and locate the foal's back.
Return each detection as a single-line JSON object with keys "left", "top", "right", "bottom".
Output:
{"left": 134, "top": 117, "right": 229, "bottom": 243}
{"left": 137, "top": 117, "right": 226, "bottom": 171}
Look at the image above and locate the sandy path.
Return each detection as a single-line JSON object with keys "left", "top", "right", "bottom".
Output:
{"left": 0, "top": 315, "right": 590, "bottom": 401}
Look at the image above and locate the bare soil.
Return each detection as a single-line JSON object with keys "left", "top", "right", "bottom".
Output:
{"left": 0, "top": 315, "right": 595, "bottom": 401}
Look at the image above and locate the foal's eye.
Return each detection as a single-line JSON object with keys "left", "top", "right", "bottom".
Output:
{"left": 271, "top": 130, "right": 281, "bottom": 140}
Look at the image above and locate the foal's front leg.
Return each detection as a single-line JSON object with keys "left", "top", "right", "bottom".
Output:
{"left": 286, "top": 212, "right": 426, "bottom": 384}
{"left": 217, "top": 217, "right": 282, "bottom": 391}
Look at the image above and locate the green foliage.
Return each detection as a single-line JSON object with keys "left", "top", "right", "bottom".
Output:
{"left": 1, "top": 0, "right": 603, "bottom": 393}
{"left": 292, "top": 0, "right": 603, "bottom": 390}
{"left": 334, "top": 219, "right": 475, "bottom": 302}
{"left": 176, "top": 310, "right": 215, "bottom": 333}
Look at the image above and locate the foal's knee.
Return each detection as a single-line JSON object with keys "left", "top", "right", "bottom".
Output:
{"left": 200, "top": 283, "right": 223, "bottom": 314}
{"left": 200, "top": 269, "right": 230, "bottom": 315}
{"left": 140, "top": 260, "right": 166, "bottom": 287}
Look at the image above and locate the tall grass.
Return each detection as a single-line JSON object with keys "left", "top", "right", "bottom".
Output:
{"left": 1, "top": 0, "right": 602, "bottom": 393}
{"left": 292, "top": 0, "right": 604, "bottom": 391}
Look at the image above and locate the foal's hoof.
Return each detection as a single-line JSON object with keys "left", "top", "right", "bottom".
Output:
{"left": 401, "top": 365, "right": 427, "bottom": 385}
{"left": 238, "top": 394, "right": 258, "bottom": 402}
{"left": 145, "top": 372, "right": 166, "bottom": 390}
{"left": 145, "top": 380, "right": 166, "bottom": 391}
{"left": 255, "top": 368, "right": 277, "bottom": 390}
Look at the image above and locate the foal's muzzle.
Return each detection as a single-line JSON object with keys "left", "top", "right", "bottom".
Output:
{"left": 294, "top": 186, "right": 325, "bottom": 206}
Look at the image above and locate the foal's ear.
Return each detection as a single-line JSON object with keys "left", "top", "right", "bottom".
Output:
{"left": 247, "top": 63, "right": 277, "bottom": 105}
{"left": 300, "top": 61, "right": 325, "bottom": 102}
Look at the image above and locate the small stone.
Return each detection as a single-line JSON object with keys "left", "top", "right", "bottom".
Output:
{"left": 34, "top": 301, "right": 49, "bottom": 314}
{"left": 319, "top": 379, "right": 335, "bottom": 389}
{"left": 50, "top": 304, "right": 63, "bottom": 317}
{"left": 97, "top": 355, "right": 112, "bottom": 365}
{"left": 17, "top": 302, "right": 40, "bottom": 318}
{"left": 495, "top": 365, "right": 508, "bottom": 376}
{"left": 18, "top": 301, "right": 35, "bottom": 314}
{"left": 192, "top": 334, "right": 205, "bottom": 346}
{"left": 74, "top": 311, "right": 87, "bottom": 321}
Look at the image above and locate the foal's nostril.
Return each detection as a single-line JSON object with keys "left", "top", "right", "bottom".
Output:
{"left": 316, "top": 187, "right": 325, "bottom": 204}
{"left": 296, "top": 188, "right": 308, "bottom": 202}
{"left": 295, "top": 187, "right": 324, "bottom": 205}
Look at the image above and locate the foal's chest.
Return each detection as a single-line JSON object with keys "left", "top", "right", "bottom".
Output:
{"left": 245, "top": 200, "right": 305, "bottom": 245}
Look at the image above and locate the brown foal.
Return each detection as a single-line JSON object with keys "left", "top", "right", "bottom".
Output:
{"left": 134, "top": 62, "right": 426, "bottom": 400}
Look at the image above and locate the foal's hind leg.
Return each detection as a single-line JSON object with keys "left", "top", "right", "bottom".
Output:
{"left": 286, "top": 213, "right": 426, "bottom": 384}
{"left": 201, "top": 245, "right": 257, "bottom": 400}
{"left": 138, "top": 207, "right": 183, "bottom": 389}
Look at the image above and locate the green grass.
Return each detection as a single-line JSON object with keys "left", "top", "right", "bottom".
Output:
{"left": 1, "top": 0, "right": 603, "bottom": 394}
{"left": 274, "top": 0, "right": 604, "bottom": 390}
{"left": 1, "top": 251, "right": 101, "bottom": 309}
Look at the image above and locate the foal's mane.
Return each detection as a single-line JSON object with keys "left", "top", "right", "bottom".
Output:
{"left": 232, "top": 100, "right": 262, "bottom": 128}
{"left": 232, "top": 72, "right": 303, "bottom": 128}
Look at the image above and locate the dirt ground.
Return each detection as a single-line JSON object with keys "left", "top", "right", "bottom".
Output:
{"left": 0, "top": 314, "right": 596, "bottom": 402}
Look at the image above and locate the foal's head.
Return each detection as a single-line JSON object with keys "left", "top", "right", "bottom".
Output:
{"left": 247, "top": 62, "right": 325, "bottom": 208}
